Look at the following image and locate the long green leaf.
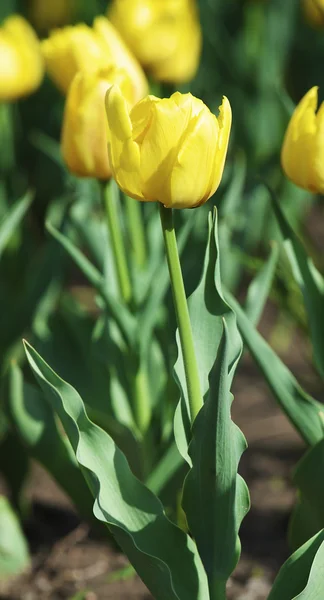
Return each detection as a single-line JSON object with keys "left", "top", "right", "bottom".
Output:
{"left": 270, "top": 191, "right": 324, "bottom": 379}
{"left": 0, "top": 496, "right": 29, "bottom": 580}
{"left": 8, "top": 362, "right": 97, "bottom": 524}
{"left": 289, "top": 439, "right": 324, "bottom": 550}
{"left": 225, "top": 290, "right": 324, "bottom": 446}
{"left": 24, "top": 341, "right": 209, "bottom": 600}
{"left": 174, "top": 209, "right": 242, "bottom": 464}
{"left": 183, "top": 323, "right": 249, "bottom": 596}
{"left": 0, "top": 192, "right": 32, "bottom": 259}
{"left": 268, "top": 530, "right": 324, "bottom": 600}
{"left": 46, "top": 221, "right": 136, "bottom": 347}
{"left": 245, "top": 242, "right": 279, "bottom": 326}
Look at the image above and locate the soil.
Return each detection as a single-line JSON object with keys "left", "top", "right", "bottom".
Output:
{"left": 0, "top": 306, "right": 321, "bottom": 600}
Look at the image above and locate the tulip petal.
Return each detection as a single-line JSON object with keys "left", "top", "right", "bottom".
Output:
{"left": 139, "top": 94, "right": 192, "bottom": 202}
{"left": 281, "top": 87, "right": 318, "bottom": 191}
{"left": 169, "top": 109, "right": 219, "bottom": 208}
{"left": 169, "top": 96, "right": 231, "bottom": 208}
{"left": 207, "top": 96, "right": 232, "bottom": 198}
{"left": 311, "top": 100, "right": 324, "bottom": 193}
{"left": 105, "top": 85, "right": 143, "bottom": 200}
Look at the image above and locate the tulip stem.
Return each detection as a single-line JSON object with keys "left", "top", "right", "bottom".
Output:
{"left": 125, "top": 195, "right": 147, "bottom": 268}
{"left": 103, "top": 180, "right": 132, "bottom": 304}
{"left": 159, "top": 204, "right": 203, "bottom": 423}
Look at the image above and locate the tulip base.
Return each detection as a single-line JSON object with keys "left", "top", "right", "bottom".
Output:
{"left": 159, "top": 203, "right": 203, "bottom": 424}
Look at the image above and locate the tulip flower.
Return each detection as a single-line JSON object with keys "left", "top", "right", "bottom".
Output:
{"left": 62, "top": 67, "right": 134, "bottom": 180}
{"left": 281, "top": 87, "right": 324, "bottom": 194}
{"left": 0, "top": 15, "right": 44, "bottom": 101}
{"left": 105, "top": 86, "right": 232, "bottom": 208}
{"left": 108, "top": 0, "right": 202, "bottom": 83}
{"left": 42, "top": 17, "right": 147, "bottom": 99}
{"left": 302, "top": 0, "right": 324, "bottom": 28}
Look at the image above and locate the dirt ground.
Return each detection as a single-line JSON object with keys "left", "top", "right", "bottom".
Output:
{"left": 0, "top": 307, "right": 321, "bottom": 600}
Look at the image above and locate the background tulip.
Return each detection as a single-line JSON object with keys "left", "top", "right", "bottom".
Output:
{"left": 105, "top": 86, "right": 231, "bottom": 208}
{"left": 0, "top": 15, "right": 44, "bottom": 101}
{"left": 281, "top": 86, "right": 324, "bottom": 194}
{"left": 302, "top": 0, "right": 324, "bottom": 28}
{"left": 42, "top": 17, "right": 147, "bottom": 99}
{"left": 61, "top": 67, "right": 134, "bottom": 180}
{"left": 108, "top": 0, "right": 202, "bottom": 83}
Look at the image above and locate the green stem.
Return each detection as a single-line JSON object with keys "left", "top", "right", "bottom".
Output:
{"left": 133, "top": 362, "right": 151, "bottom": 436}
{"left": 125, "top": 195, "right": 147, "bottom": 268}
{"left": 159, "top": 204, "right": 203, "bottom": 423}
{"left": 103, "top": 181, "right": 132, "bottom": 304}
{"left": 210, "top": 579, "right": 227, "bottom": 600}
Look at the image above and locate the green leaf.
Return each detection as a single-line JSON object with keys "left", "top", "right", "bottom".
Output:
{"left": 0, "top": 192, "right": 32, "bottom": 259}
{"left": 146, "top": 442, "right": 184, "bottom": 496}
{"left": 224, "top": 290, "right": 324, "bottom": 446}
{"left": 182, "top": 322, "right": 249, "bottom": 596}
{"left": 174, "top": 209, "right": 244, "bottom": 464}
{"left": 46, "top": 221, "right": 136, "bottom": 348}
{"left": 268, "top": 530, "right": 324, "bottom": 600}
{"left": 0, "top": 496, "right": 29, "bottom": 580}
{"left": 270, "top": 191, "right": 324, "bottom": 379}
{"left": 8, "top": 362, "right": 97, "bottom": 525}
{"left": 293, "top": 537, "right": 324, "bottom": 599}
{"left": 24, "top": 342, "right": 209, "bottom": 600}
{"left": 244, "top": 242, "right": 279, "bottom": 326}
{"left": 289, "top": 439, "right": 324, "bottom": 550}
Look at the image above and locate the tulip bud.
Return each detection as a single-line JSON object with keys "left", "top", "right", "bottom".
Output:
{"left": 108, "top": 0, "right": 202, "bottom": 83}
{"left": 281, "top": 87, "right": 324, "bottom": 194}
{"left": 302, "top": 0, "right": 324, "bottom": 28}
{"left": 61, "top": 68, "right": 134, "bottom": 180}
{"left": 42, "top": 17, "right": 147, "bottom": 98}
{"left": 0, "top": 15, "right": 44, "bottom": 101}
{"left": 105, "top": 86, "right": 231, "bottom": 208}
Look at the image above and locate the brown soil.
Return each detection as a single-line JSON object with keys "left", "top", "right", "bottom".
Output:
{"left": 0, "top": 310, "right": 321, "bottom": 600}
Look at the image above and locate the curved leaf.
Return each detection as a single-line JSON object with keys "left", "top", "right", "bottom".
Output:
{"left": 270, "top": 191, "right": 324, "bottom": 379}
{"left": 0, "top": 192, "right": 32, "bottom": 259}
{"left": 174, "top": 209, "right": 242, "bottom": 463}
{"left": 183, "top": 322, "right": 249, "bottom": 595}
{"left": 225, "top": 290, "right": 324, "bottom": 446}
{"left": 24, "top": 341, "right": 209, "bottom": 600}
{"left": 268, "top": 530, "right": 324, "bottom": 600}
{"left": 8, "top": 362, "right": 97, "bottom": 524}
{"left": 289, "top": 438, "right": 324, "bottom": 550}
{"left": 0, "top": 496, "right": 29, "bottom": 580}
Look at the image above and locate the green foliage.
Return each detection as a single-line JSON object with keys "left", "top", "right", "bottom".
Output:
{"left": 24, "top": 341, "right": 209, "bottom": 600}
{"left": 268, "top": 531, "right": 324, "bottom": 600}
{"left": 0, "top": 496, "right": 29, "bottom": 580}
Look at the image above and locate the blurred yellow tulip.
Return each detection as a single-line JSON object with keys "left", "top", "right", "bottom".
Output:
{"left": 105, "top": 86, "right": 231, "bottom": 208}
{"left": 108, "top": 0, "right": 202, "bottom": 83}
{"left": 0, "top": 15, "right": 44, "bottom": 101}
{"left": 42, "top": 17, "right": 147, "bottom": 99}
{"left": 303, "top": 0, "right": 324, "bottom": 28}
{"left": 62, "top": 67, "right": 134, "bottom": 180}
{"left": 28, "top": 0, "right": 74, "bottom": 31}
{"left": 281, "top": 87, "right": 324, "bottom": 194}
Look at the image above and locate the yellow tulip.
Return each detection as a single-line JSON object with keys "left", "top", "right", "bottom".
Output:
{"left": 28, "top": 0, "right": 74, "bottom": 31}
{"left": 281, "top": 87, "right": 324, "bottom": 194}
{"left": 303, "top": 0, "right": 324, "bottom": 28}
{"left": 0, "top": 15, "right": 44, "bottom": 101}
{"left": 62, "top": 67, "right": 134, "bottom": 180}
{"left": 105, "top": 86, "right": 231, "bottom": 208}
{"left": 93, "top": 17, "right": 148, "bottom": 103}
{"left": 42, "top": 17, "right": 147, "bottom": 99}
{"left": 108, "top": 0, "right": 202, "bottom": 83}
